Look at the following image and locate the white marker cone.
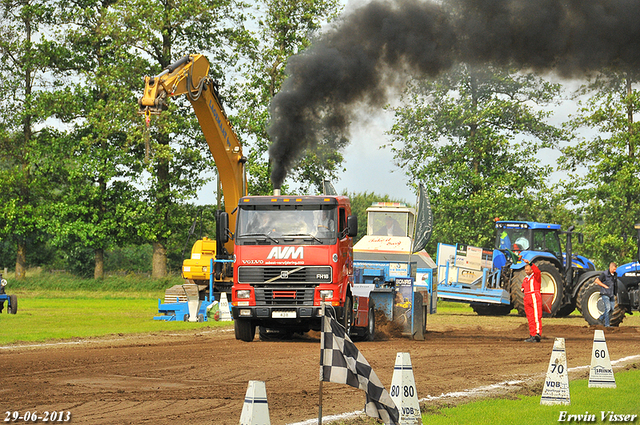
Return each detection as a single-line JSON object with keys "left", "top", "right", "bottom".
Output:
{"left": 219, "top": 292, "right": 233, "bottom": 321}
{"left": 184, "top": 284, "right": 201, "bottom": 322}
{"left": 541, "top": 337, "right": 570, "bottom": 405}
{"left": 239, "top": 380, "right": 271, "bottom": 425}
{"left": 389, "top": 352, "right": 421, "bottom": 425}
{"left": 588, "top": 330, "right": 616, "bottom": 388}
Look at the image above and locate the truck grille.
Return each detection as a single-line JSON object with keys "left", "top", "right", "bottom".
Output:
{"left": 238, "top": 266, "right": 332, "bottom": 284}
{"left": 238, "top": 266, "right": 332, "bottom": 306}
{"left": 253, "top": 285, "right": 316, "bottom": 306}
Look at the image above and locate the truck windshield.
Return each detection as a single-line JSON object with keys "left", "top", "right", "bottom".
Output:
{"left": 236, "top": 206, "right": 337, "bottom": 245}
{"left": 368, "top": 211, "right": 409, "bottom": 237}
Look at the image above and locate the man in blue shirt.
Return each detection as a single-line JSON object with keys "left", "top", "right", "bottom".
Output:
{"left": 594, "top": 262, "right": 617, "bottom": 327}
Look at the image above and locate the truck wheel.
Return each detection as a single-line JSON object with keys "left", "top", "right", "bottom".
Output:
{"left": 234, "top": 319, "right": 256, "bottom": 342}
{"left": 9, "top": 295, "right": 17, "bottom": 314}
{"left": 363, "top": 302, "right": 375, "bottom": 341}
{"left": 342, "top": 296, "right": 353, "bottom": 337}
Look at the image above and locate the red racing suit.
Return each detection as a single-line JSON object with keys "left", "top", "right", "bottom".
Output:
{"left": 521, "top": 263, "right": 542, "bottom": 336}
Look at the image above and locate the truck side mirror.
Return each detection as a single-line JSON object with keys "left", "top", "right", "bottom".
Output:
{"left": 217, "top": 211, "right": 229, "bottom": 244}
{"left": 347, "top": 215, "right": 358, "bottom": 237}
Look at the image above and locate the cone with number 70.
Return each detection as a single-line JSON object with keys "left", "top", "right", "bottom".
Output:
{"left": 541, "top": 337, "right": 570, "bottom": 405}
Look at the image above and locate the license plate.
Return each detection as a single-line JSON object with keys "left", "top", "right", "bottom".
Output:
{"left": 272, "top": 311, "right": 296, "bottom": 319}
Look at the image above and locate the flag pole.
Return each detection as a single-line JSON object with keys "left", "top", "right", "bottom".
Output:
{"left": 318, "top": 295, "right": 326, "bottom": 425}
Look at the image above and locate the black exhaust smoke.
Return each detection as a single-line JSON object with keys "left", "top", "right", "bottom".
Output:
{"left": 267, "top": 0, "right": 640, "bottom": 188}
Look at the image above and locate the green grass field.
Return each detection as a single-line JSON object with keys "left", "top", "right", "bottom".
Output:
{"left": 0, "top": 288, "right": 230, "bottom": 345}
{"left": 419, "top": 368, "right": 639, "bottom": 425}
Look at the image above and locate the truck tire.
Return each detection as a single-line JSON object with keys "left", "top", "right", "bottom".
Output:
{"left": 510, "top": 261, "right": 564, "bottom": 317}
{"left": 342, "top": 296, "right": 353, "bottom": 337}
{"left": 363, "top": 302, "right": 375, "bottom": 341}
{"left": 577, "top": 277, "right": 626, "bottom": 326}
{"left": 9, "top": 295, "right": 17, "bottom": 314}
{"left": 235, "top": 319, "right": 256, "bottom": 342}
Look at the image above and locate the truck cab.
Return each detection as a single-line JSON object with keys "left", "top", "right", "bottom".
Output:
{"left": 231, "top": 194, "right": 360, "bottom": 342}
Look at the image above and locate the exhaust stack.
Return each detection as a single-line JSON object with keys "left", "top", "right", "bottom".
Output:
{"left": 273, "top": 188, "right": 281, "bottom": 196}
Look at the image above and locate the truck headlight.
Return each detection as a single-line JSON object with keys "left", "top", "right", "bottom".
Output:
{"left": 319, "top": 290, "right": 333, "bottom": 300}
{"left": 236, "top": 290, "right": 251, "bottom": 299}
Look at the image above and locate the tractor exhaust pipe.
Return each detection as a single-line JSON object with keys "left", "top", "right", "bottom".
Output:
{"left": 273, "top": 188, "right": 281, "bottom": 196}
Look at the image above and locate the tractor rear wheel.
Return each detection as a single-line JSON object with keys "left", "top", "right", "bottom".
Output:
{"left": 577, "top": 277, "right": 626, "bottom": 326}
{"left": 9, "top": 295, "right": 17, "bottom": 314}
{"left": 510, "top": 261, "right": 564, "bottom": 317}
{"left": 510, "top": 269, "right": 527, "bottom": 316}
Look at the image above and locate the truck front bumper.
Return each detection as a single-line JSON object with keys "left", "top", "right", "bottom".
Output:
{"left": 232, "top": 305, "right": 330, "bottom": 320}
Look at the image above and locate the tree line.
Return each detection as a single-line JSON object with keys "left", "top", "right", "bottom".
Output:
{"left": 1, "top": 1, "right": 638, "bottom": 279}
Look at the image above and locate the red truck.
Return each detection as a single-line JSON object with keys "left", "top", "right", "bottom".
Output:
{"left": 229, "top": 194, "right": 375, "bottom": 342}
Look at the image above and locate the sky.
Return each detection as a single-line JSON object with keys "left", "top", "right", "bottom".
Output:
{"left": 192, "top": 0, "right": 590, "bottom": 208}
{"left": 192, "top": 106, "right": 416, "bottom": 206}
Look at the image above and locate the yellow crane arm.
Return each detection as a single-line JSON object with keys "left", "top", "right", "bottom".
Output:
{"left": 140, "top": 54, "right": 247, "bottom": 250}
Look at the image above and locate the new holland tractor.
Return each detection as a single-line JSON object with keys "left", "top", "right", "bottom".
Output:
{"left": 577, "top": 223, "right": 640, "bottom": 326}
{"left": 495, "top": 221, "right": 595, "bottom": 317}
{"left": 437, "top": 221, "right": 596, "bottom": 317}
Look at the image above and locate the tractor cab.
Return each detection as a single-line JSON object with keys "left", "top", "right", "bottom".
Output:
{"left": 495, "top": 221, "right": 563, "bottom": 260}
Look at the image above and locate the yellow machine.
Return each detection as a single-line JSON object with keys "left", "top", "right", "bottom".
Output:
{"left": 140, "top": 54, "right": 247, "bottom": 303}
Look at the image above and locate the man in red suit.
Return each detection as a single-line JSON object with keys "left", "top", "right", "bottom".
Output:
{"left": 522, "top": 259, "right": 542, "bottom": 342}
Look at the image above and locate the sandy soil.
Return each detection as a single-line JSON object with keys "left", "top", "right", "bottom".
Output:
{"left": 2, "top": 311, "right": 639, "bottom": 425}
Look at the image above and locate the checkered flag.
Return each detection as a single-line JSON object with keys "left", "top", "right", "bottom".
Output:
{"left": 320, "top": 313, "right": 399, "bottom": 425}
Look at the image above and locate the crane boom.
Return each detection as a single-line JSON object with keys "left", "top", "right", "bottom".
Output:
{"left": 141, "top": 54, "right": 247, "bottom": 301}
{"left": 140, "top": 54, "right": 247, "bottom": 253}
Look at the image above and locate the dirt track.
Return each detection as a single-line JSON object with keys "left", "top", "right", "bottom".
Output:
{"left": 2, "top": 311, "right": 640, "bottom": 425}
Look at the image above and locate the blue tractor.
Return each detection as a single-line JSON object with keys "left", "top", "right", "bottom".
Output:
{"left": 0, "top": 273, "right": 18, "bottom": 315}
{"left": 490, "top": 221, "right": 595, "bottom": 317}
{"left": 576, "top": 223, "right": 640, "bottom": 326}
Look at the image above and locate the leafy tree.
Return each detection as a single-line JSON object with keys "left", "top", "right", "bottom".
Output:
{"left": 231, "top": 0, "right": 343, "bottom": 195}
{"left": 111, "top": 0, "right": 250, "bottom": 277}
{"left": 387, "top": 63, "right": 564, "bottom": 251}
{"left": 43, "top": 0, "right": 150, "bottom": 279}
{"left": 0, "top": 0, "right": 60, "bottom": 278}
{"left": 558, "top": 70, "right": 640, "bottom": 269}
